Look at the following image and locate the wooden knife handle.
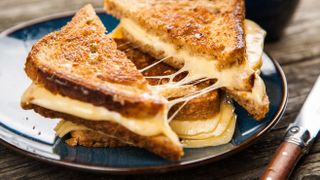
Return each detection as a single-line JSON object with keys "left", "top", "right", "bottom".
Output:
{"left": 261, "top": 142, "right": 303, "bottom": 180}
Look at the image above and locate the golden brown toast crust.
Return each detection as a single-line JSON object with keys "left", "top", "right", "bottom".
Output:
{"left": 105, "top": 1, "right": 269, "bottom": 119}
{"left": 27, "top": 104, "right": 183, "bottom": 161}
{"left": 227, "top": 90, "right": 269, "bottom": 120}
{"left": 24, "top": 5, "right": 164, "bottom": 118}
{"left": 104, "top": 0, "right": 246, "bottom": 66}
{"left": 66, "top": 130, "right": 127, "bottom": 148}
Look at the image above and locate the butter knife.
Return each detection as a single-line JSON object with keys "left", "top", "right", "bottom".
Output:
{"left": 261, "top": 76, "right": 320, "bottom": 180}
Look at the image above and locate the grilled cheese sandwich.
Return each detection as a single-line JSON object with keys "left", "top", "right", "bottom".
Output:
{"left": 102, "top": 0, "right": 270, "bottom": 148}
{"left": 109, "top": 18, "right": 268, "bottom": 119}
{"left": 58, "top": 13, "right": 267, "bottom": 150}
{"left": 21, "top": 0, "right": 270, "bottom": 161}
{"left": 105, "top": 0, "right": 269, "bottom": 119}
{"left": 21, "top": 5, "right": 183, "bottom": 160}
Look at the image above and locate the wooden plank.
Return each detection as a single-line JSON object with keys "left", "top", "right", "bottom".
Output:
{"left": 0, "top": 0, "right": 102, "bottom": 31}
{"left": 265, "top": 0, "right": 320, "bottom": 65}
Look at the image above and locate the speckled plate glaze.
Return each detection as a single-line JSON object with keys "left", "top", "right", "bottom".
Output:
{"left": 0, "top": 10, "right": 287, "bottom": 174}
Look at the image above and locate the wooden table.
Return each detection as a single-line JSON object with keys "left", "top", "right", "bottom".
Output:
{"left": 1, "top": 0, "right": 320, "bottom": 179}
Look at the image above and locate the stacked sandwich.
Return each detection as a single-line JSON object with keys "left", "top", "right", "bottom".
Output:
{"left": 21, "top": 0, "right": 269, "bottom": 161}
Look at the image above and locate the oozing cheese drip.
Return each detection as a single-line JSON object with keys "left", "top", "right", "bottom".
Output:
{"left": 21, "top": 83, "right": 180, "bottom": 145}
{"left": 121, "top": 18, "right": 266, "bottom": 114}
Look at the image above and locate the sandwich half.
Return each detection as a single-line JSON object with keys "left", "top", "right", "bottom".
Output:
{"left": 21, "top": 4, "right": 183, "bottom": 160}
{"left": 60, "top": 37, "right": 235, "bottom": 149}
{"left": 104, "top": 0, "right": 269, "bottom": 120}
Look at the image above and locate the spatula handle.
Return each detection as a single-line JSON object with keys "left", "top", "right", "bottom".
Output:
{"left": 261, "top": 141, "right": 303, "bottom": 180}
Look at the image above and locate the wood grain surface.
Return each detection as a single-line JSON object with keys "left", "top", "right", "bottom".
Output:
{"left": 1, "top": 0, "right": 320, "bottom": 179}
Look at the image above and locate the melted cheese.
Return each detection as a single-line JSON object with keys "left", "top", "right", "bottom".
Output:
{"left": 21, "top": 83, "right": 180, "bottom": 145}
{"left": 170, "top": 116, "right": 220, "bottom": 137}
{"left": 108, "top": 25, "right": 124, "bottom": 39}
{"left": 121, "top": 18, "right": 254, "bottom": 92}
{"left": 249, "top": 73, "right": 266, "bottom": 104}
{"left": 245, "top": 20, "right": 266, "bottom": 70}
{"left": 120, "top": 19, "right": 266, "bottom": 110}
{"left": 55, "top": 120, "right": 89, "bottom": 137}
{"left": 181, "top": 115, "right": 236, "bottom": 148}
{"left": 121, "top": 19, "right": 265, "bottom": 72}
{"left": 110, "top": 19, "right": 263, "bottom": 148}
{"left": 170, "top": 95, "right": 236, "bottom": 146}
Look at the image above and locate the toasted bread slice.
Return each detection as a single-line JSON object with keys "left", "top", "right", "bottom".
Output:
{"left": 112, "top": 18, "right": 269, "bottom": 120}
{"left": 23, "top": 4, "right": 164, "bottom": 119}
{"left": 104, "top": 0, "right": 246, "bottom": 67}
{"left": 105, "top": 0, "right": 256, "bottom": 95}
{"left": 21, "top": 5, "right": 183, "bottom": 160}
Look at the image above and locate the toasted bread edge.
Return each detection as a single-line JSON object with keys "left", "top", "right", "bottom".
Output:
{"left": 27, "top": 104, "right": 184, "bottom": 161}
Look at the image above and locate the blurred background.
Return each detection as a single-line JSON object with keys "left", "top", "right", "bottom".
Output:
{"left": 0, "top": 0, "right": 302, "bottom": 41}
{"left": 0, "top": 0, "right": 102, "bottom": 31}
{"left": 0, "top": 0, "right": 301, "bottom": 42}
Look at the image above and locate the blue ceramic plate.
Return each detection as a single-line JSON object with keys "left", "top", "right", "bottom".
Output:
{"left": 0, "top": 10, "right": 287, "bottom": 174}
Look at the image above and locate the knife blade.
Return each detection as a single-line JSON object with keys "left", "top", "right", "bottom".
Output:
{"left": 262, "top": 76, "right": 320, "bottom": 180}
{"left": 288, "top": 76, "right": 320, "bottom": 141}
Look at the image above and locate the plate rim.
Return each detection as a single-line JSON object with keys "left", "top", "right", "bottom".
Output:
{"left": 0, "top": 10, "right": 288, "bottom": 174}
